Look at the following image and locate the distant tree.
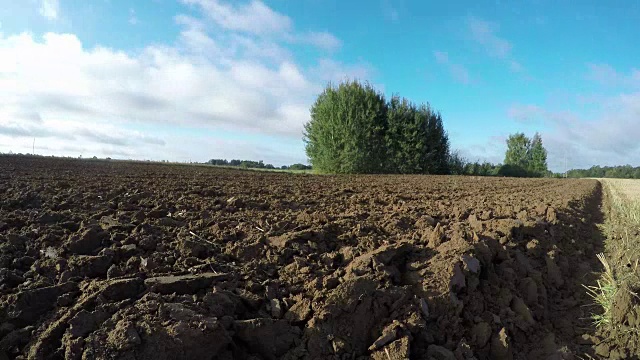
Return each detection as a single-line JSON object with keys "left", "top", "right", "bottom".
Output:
{"left": 567, "top": 164, "right": 640, "bottom": 179}
{"left": 281, "top": 165, "right": 288, "bottom": 170}
{"left": 208, "top": 159, "right": 229, "bottom": 166}
{"left": 447, "top": 150, "right": 467, "bottom": 175}
{"left": 289, "top": 163, "right": 312, "bottom": 171}
{"left": 504, "top": 133, "right": 531, "bottom": 168}
{"left": 528, "top": 133, "right": 548, "bottom": 174}
{"left": 498, "top": 164, "right": 531, "bottom": 177}
{"left": 502, "top": 132, "right": 549, "bottom": 177}
{"left": 425, "top": 110, "right": 450, "bottom": 174}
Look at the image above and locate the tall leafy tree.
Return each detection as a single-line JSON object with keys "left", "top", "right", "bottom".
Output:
{"left": 304, "top": 80, "right": 387, "bottom": 174}
{"left": 447, "top": 150, "right": 467, "bottom": 175}
{"left": 385, "top": 100, "right": 451, "bottom": 174}
{"left": 304, "top": 79, "right": 453, "bottom": 175}
{"left": 504, "top": 133, "right": 531, "bottom": 168}
{"left": 528, "top": 132, "right": 548, "bottom": 174}
{"left": 385, "top": 95, "right": 419, "bottom": 173}
{"left": 424, "top": 110, "right": 451, "bottom": 174}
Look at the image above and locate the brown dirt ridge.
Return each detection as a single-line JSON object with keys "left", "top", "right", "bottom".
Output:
{"left": 0, "top": 156, "right": 605, "bottom": 359}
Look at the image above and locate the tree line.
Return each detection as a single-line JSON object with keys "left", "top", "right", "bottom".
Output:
{"left": 448, "top": 132, "right": 549, "bottom": 177}
{"left": 303, "top": 80, "right": 549, "bottom": 177}
{"left": 566, "top": 165, "right": 640, "bottom": 179}
{"left": 206, "top": 159, "right": 311, "bottom": 171}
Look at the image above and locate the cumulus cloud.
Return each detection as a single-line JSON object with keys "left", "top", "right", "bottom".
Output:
{"left": 0, "top": 32, "right": 315, "bottom": 136}
{"left": 39, "top": 0, "right": 60, "bottom": 20}
{"left": 0, "top": 1, "right": 370, "bottom": 163}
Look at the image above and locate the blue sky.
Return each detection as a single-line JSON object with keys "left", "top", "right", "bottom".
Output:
{"left": 1, "top": 0, "right": 639, "bottom": 171}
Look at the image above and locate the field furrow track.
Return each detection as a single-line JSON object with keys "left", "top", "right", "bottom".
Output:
{"left": 0, "top": 156, "right": 605, "bottom": 359}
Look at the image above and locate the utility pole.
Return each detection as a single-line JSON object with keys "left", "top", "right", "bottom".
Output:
{"left": 32, "top": 138, "right": 35, "bottom": 155}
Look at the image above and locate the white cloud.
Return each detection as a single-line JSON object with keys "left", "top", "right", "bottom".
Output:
{"left": 312, "top": 58, "right": 374, "bottom": 85}
{"left": 39, "top": 0, "right": 60, "bottom": 20}
{"left": 507, "top": 104, "right": 545, "bottom": 123}
{"left": 468, "top": 16, "right": 511, "bottom": 58}
{"left": 181, "top": 0, "right": 341, "bottom": 52}
{"left": 0, "top": 1, "right": 371, "bottom": 164}
{"left": 129, "top": 8, "right": 139, "bottom": 25}
{"left": 467, "top": 16, "right": 524, "bottom": 74}
{"left": 507, "top": 92, "right": 640, "bottom": 171}
{"left": 301, "top": 31, "right": 342, "bottom": 52}
{"left": 434, "top": 50, "right": 471, "bottom": 84}
{"left": 0, "top": 32, "right": 313, "bottom": 136}
{"left": 181, "top": 0, "right": 292, "bottom": 35}
{"left": 586, "top": 63, "right": 640, "bottom": 88}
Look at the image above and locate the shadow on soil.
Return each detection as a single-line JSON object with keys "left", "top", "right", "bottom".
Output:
{"left": 411, "top": 181, "right": 607, "bottom": 359}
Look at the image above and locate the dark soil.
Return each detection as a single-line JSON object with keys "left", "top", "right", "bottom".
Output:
{"left": 0, "top": 156, "right": 605, "bottom": 359}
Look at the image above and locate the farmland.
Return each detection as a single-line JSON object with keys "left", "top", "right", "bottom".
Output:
{"left": 0, "top": 156, "right": 609, "bottom": 359}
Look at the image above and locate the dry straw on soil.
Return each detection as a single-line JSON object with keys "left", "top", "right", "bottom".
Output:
{"left": 589, "top": 179, "right": 640, "bottom": 357}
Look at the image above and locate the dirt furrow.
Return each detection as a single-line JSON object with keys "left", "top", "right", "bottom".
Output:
{"left": 0, "top": 156, "right": 605, "bottom": 359}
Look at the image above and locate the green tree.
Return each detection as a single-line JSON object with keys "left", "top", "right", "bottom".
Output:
{"left": 385, "top": 95, "right": 418, "bottom": 173}
{"left": 447, "top": 150, "right": 467, "bottom": 175}
{"left": 424, "top": 110, "right": 451, "bottom": 174}
{"left": 528, "top": 132, "right": 548, "bottom": 174}
{"left": 502, "top": 132, "right": 549, "bottom": 177}
{"left": 304, "top": 79, "right": 453, "bottom": 175}
{"left": 289, "top": 163, "right": 312, "bottom": 171}
{"left": 385, "top": 98, "right": 451, "bottom": 174}
{"left": 304, "top": 80, "right": 388, "bottom": 174}
{"left": 504, "top": 133, "right": 531, "bottom": 168}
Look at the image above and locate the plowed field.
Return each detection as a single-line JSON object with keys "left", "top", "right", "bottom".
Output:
{"left": 0, "top": 157, "right": 604, "bottom": 359}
